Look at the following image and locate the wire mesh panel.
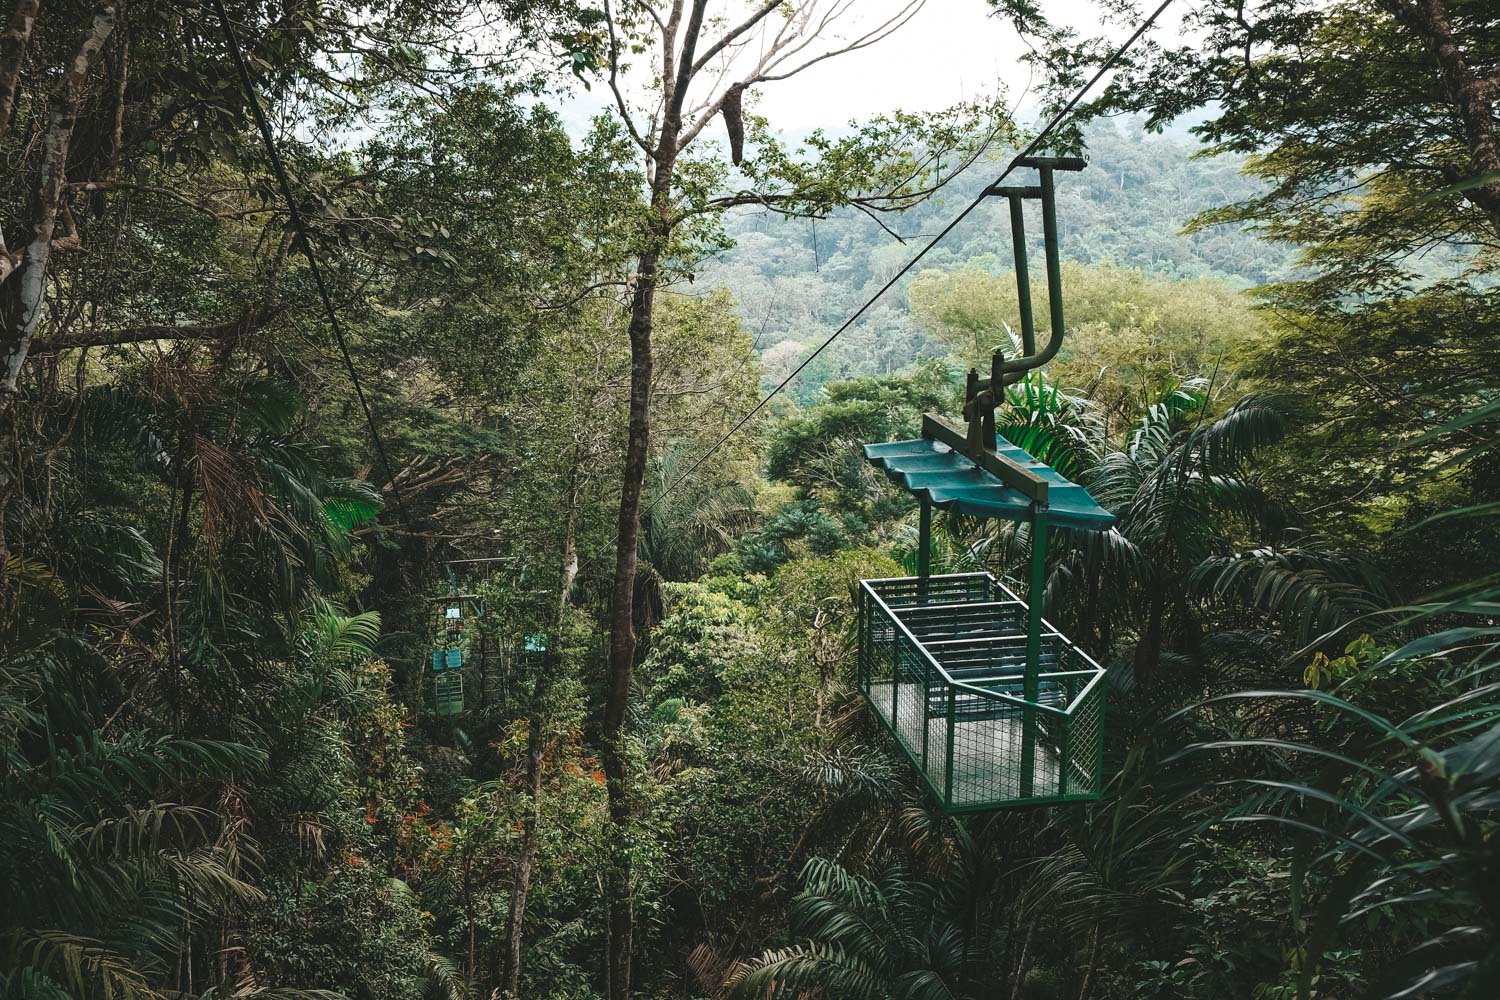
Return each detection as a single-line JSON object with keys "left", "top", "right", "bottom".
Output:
{"left": 894, "top": 635, "right": 927, "bottom": 763}
{"left": 861, "top": 586, "right": 896, "bottom": 705}
{"left": 860, "top": 572, "right": 1107, "bottom": 810}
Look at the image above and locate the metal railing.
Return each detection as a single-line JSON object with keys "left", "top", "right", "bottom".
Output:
{"left": 858, "top": 572, "right": 1107, "bottom": 810}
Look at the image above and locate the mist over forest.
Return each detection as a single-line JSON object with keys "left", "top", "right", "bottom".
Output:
{"left": 703, "top": 120, "right": 1294, "bottom": 398}
{"left": 2, "top": 3, "right": 1497, "bottom": 1000}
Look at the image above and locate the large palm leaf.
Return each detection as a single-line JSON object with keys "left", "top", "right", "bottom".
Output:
{"left": 730, "top": 857, "right": 965, "bottom": 1000}
{"left": 1164, "top": 399, "right": 1500, "bottom": 999}
{"left": 641, "top": 449, "right": 757, "bottom": 584}
{"left": 1, "top": 735, "right": 267, "bottom": 998}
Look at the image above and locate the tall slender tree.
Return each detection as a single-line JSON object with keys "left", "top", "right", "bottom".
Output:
{"left": 589, "top": 3, "right": 1008, "bottom": 993}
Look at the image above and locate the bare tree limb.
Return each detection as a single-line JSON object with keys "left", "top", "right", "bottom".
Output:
{"left": 604, "top": 0, "right": 653, "bottom": 156}
{"left": 675, "top": 10, "right": 801, "bottom": 151}
{"left": 65, "top": 180, "right": 228, "bottom": 217}
{"left": 0, "top": 3, "right": 116, "bottom": 413}
{"left": 29, "top": 304, "right": 287, "bottom": 354}
{"left": 758, "top": 0, "right": 923, "bottom": 82}
{"left": 0, "top": 0, "right": 39, "bottom": 138}
{"left": 850, "top": 199, "right": 911, "bottom": 242}
{"left": 534, "top": 279, "right": 629, "bottom": 312}
{"left": 689, "top": 0, "right": 786, "bottom": 76}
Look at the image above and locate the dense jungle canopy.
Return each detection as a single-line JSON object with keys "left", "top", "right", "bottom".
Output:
{"left": 1, "top": 1, "right": 1497, "bottom": 999}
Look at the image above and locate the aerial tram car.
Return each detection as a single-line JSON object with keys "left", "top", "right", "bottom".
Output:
{"left": 425, "top": 558, "right": 551, "bottom": 719}
{"left": 857, "top": 157, "right": 1114, "bottom": 811}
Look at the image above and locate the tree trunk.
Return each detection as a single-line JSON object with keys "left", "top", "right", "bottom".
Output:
{"left": 1076, "top": 921, "right": 1100, "bottom": 1000}
{"left": 501, "top": 489, "right": 583, "bottom": 998}
{"left": 1009, "top": 921, "right": 1035, "bottom": 1000}
{"left": 0, "top": 0, "right": 40, "bottom": 139}
{"left": 602, "top": 238, "right": 659, "bottom": 1000}
{"left": 0, "top": 4, "right": 116, "bottom": 413}
{"left": 464, "top": 856, "right": 476, "bottom": 980}
{"left": 602, "top": 5, "right": 709, "bottom": 995}
{"left": 1384, "top": 0, "right": 1500, "bottom": 236}
{"left": 501, "top": 673, "right": 546, "bottom": 998}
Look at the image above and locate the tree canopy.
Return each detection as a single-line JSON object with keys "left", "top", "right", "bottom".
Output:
{"left": 0, "top": 2, "right": 1496, "bottom": 999}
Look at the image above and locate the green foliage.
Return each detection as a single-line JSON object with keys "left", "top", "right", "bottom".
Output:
{"left": 731, "top": 857, "right": 972, "bottom": 999}
{"left": 0, "top": 734, "right": 267, "bottom": 999}
{"left": 248, "top": 866, "right": 433, "bottom": 1000}
{"left": 1, "top": 3, "right": 1494, "bottom": 999}
{"left": 736, "top": 99, "right": 1016, "bottom": 217}
{"left": 998, "top": 1, "right": 1499, "bottom": 296}
{"left": 708, "top": 119, "right": 1292, "bottom": 402}
{"left": 759, "top": 362, "right": 954, "bottom": 556}
{"left": 735, "top": 501, "right": 850, "bottom": 575}
{"left": 909, "top": 260, "right": 1263, "bottom": 429}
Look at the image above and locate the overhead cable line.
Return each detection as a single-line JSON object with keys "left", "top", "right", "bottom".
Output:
{"left": 210, "top": 0, "right": 413, "bottom": 525}
{"left": 639, "top": 0, "right": 1174, "bottom": 524}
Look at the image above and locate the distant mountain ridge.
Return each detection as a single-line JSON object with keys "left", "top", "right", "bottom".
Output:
{"left": 700, "top": 120, "right": 1289, "bottom": 397}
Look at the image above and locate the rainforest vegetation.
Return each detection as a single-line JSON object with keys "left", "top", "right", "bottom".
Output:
{"left": 1, "top": 1, "right": 1497, "bottom": 999}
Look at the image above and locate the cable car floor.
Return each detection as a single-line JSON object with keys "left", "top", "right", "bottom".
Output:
{"left": 859, "top": 572, "right": 1106, "bottom": 810}
{"left": 866, "top": 679, "right": 1065, "bottom": 804}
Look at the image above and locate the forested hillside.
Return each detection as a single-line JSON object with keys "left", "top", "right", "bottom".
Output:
{"left": 705, "top": 120, "right": 1294, "bottom": 398}
{"left": 1, "top": 3, "right": 1496, "bottom": 1000}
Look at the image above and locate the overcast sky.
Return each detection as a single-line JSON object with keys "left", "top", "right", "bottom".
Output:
{"left": 553, "top": 0, "right": 1187, "bottom": 135}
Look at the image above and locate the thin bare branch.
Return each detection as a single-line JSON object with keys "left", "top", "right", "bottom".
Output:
{"left": 759, "top": 0, "right": 924, "bottom": 83}
{"left": 604, "top": 0, "right": 653, "bottom": 156}
{"left": 0, "top": 0, "right": 39, "bottom": 138}
{"left": 534, "top": 279, "right": 630, "bottom": 312}
{"left": 675, "top": 9, "right": 802, "bottom": 152}
{"left": 66, "top": 181, "right": 227, "bottom": 218}
{"left": 29, "top": 304, "right": 286, "bottom": 354}
{"left": 689, "top": 0, "right": 786, "bottom": 76}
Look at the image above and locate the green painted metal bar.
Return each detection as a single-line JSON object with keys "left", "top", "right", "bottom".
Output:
{"left": 983, "top": 351, "right": 1001, "bottom": 444}
{"left": 944, "top": 684, "right": 957, "bottom": 805}
{"left": 857, "top": 588, "right": 867, "bottom": 691}
{"left": 918, "top": 497, "right": 932, "bottom": 591}
{"left": 1058, "top": 711, "right": 1071, "bottom": 797}
{"left": 1020, "top": 505, "right": 1049, "bottom": 798}
{"left": 1095, "top": 683, "right": 1108, "bottom": 796}
{"left": 892, "top": 634, "right": 901, "bottom": 726}
{"left": 989, "top": 162, "right": 1075, "bottom": 383}
{"left": 920, "top": 655, "right": 931, "bottom": 775}
{"left": 1008, "top": 193, "right": 1035, "bottom": 356}
{"left": 1040, "top": 166, "right": 1065, "bottom": 354}
{"left": 1015, "top": 155, "right": 1087, "bottom": 171}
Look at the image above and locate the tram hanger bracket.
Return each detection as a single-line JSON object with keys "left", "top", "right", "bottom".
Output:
{"left": 1014, "top": 155, "right": 1087, "bottom": 171}
{"left": 921, "top": 412, "right": 1050, "bottom": 507}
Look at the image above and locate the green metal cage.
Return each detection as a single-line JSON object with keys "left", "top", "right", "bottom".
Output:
{"left": 858, "top": 572, "right": 1106, "bottom": 810}
{"left": 855, "top": 157, "right": 1112, "bottom": 810}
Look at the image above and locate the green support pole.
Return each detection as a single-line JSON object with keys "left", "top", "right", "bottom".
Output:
{"left": 920, "top": 654, "right": 931, "bottom": 777}
{"left": 892, "top": 633, "right": 900, "bottom": 726}
{"left": 1008, "top": 193, "right": 1035, "bottom": 357}
{"left": 1058, "top": 711, "right": 1071, "bottom": 798}
{"left": 918, "top": 497, "right": 932, "bottom": 595}
{"left": 944, "top": 684, "right": 956, "bottom": 807}
{"left": 1020, "top": 504, "right": 1048, "bottom": 798}
{"left": 1039, "top": 167, "right": 1065, "bottom": 346}
{"left": 858, "top": 589, "right": 867, "bottom": 693}
{"left": 1095, "top": 685, "right": 1107, "bottom": 796}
